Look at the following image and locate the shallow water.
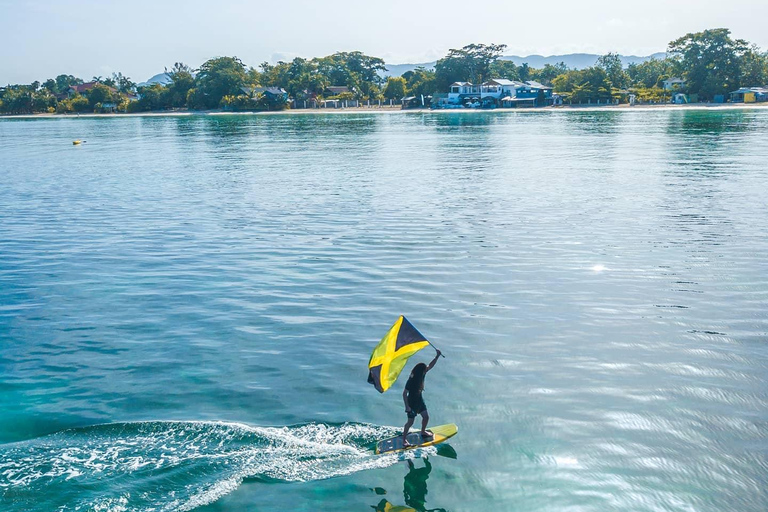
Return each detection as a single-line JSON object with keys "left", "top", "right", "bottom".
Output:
{"left": 1, "top": 110, "right": 767, "bottom": 511}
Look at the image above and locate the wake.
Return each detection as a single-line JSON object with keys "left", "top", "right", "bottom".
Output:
{"left": 0, "top": 420, "right": 408, "bottom": 512}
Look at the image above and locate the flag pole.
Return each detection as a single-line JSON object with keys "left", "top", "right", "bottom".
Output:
{"left": 427, "top": 340, "right": 445, "bottom": 358}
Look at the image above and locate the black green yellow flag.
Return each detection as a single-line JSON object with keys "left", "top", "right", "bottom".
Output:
{"left": 367, "top": 316, "right": 430, "bottom": 393}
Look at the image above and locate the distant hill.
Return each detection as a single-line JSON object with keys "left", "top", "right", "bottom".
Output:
{"left": 383, "top": 52, "right": 667, "bottom": 77}
{"left": 140, "top": 52, "right": 669, "bottom": 86}
{"left": 137, "top": 72, "right": 172, "bottom": 87}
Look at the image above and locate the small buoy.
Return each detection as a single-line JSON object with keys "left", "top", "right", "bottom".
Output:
{"left": 73, "top": 140, "right": 82, "bottom": 145}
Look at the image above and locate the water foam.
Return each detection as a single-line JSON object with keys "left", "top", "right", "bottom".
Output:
{"left": 0, "top": 421, "right": 401, "bottom": 512}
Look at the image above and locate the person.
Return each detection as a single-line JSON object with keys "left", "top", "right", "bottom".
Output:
{"left": 402, "top": 350, "right": 441, "bottom": 447}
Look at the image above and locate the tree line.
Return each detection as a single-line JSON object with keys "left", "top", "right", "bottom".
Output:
{"left": 1, "top": 28, "right": 766, "bottom": 114}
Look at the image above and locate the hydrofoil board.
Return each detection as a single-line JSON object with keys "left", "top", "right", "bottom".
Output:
{"left": 375, "top": 423, "right": 458, "bottom": 455}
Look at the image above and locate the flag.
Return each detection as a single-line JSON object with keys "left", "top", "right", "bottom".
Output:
{"left": 367, "top": 316, "right": 430, "bottom": 393}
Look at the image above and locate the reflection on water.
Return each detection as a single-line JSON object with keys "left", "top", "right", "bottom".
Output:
{"left": 665, "top": 109, "right": 753, "bottom": 136}
{"left": 1, "top": 110, "right": 768, "bottom": 512}
{"left": 372, "top": 459, "right": 448, "bottom": 512}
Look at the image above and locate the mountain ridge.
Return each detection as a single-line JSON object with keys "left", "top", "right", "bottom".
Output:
{"left": 139, "top": 52, "right": 669, "bottom": 85}
{"left": 383, "top": 52, "right": 667, "bottom": 77}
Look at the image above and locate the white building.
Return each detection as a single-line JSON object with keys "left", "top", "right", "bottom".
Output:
{"left": 448, "top": 82, "right": 480, "bottom": 104}
{"left": 662, "top": 77, "right": 686, "bottom": 91}
{"left": 440, "top": 79, "right": 554, "bottom": 108}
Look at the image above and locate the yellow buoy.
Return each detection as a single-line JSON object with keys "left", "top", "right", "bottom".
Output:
{"left": 73, "top": 140, "right": 82, "bottom": 145}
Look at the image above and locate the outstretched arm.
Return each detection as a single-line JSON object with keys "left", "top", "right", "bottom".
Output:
{"left": 425, "top": 350, "right": 442, "bottom": 372}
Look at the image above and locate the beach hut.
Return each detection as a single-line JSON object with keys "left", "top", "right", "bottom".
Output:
{"left": 729, "top": 87, "right": 768, "bottom": 103}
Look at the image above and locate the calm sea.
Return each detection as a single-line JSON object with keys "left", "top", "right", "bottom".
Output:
{"left": 1, "top": 109, "right": 767, "bottom": 512}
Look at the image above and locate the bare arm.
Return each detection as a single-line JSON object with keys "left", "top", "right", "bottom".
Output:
{"left": 425, "top": 350, "right": 442, "bottom": 372}
{"left": 403, "top": 387, "right": 410, "bottom": 411}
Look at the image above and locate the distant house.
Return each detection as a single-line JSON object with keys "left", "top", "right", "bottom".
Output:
{"left": 441, "top": 82, "right": 478, "bottom": 106}
{"left": 436, "top": 79, "right": 554, "bottom": 108}
{"left": 292, "top": 89, "right": 319, "bottom": 108}
{"left": 485, "top": 79, "right": 553, "bottom": 107}
{"left": 100, "top": 102, "right": 118, "bottom": 113}
{"left": 729, "top": 87, "right": 768, "bottom": 103}
{"left": 662, "top": 77, "right": 685, "bottom": 91}
{"left": 325, "top": 86, "right": 351, "bottom": 96}
{"left": 67, "top": 81, "right": 117, "bottom": 98}
{"left": 240, "top": 86, "right": 288, "bottom": 101}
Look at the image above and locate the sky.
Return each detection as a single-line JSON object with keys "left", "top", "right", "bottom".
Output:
{"left": 1, "top": 0, "right": 766, "bottom": 85}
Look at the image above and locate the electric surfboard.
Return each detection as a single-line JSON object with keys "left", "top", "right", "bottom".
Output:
{"left": 375, "top": 423, "right": 458, "bottom": 455}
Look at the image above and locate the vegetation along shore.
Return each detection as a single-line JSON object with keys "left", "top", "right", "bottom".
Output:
{"left": 1, "top": 28, "right": 766, "bottom": 116}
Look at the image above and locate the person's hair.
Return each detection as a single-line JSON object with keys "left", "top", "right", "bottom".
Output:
{"left": 410, "top": 363, "right": 427, "bottom": 388}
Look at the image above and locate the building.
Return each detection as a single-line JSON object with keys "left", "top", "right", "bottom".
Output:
{"left": 447, "top": 82, "right": 480, "bottom": 105}
{"left": 438, "top": 79, "right": 553, "bottom": 108}
{"left": 240, "top": 86, "right": 288, "bottom": 101}
{"left": 662, "top": 77, "right": 685, "bottom": 91}
{"left": 497, "top": 80, "right": 553, "bottom": 107}
{"left": 67, "top": 82, "right": 118, "bottom": 98}
{"left": 729, "top": 87, "right": 768, "bottom": 103}
{"left": 325, "top": 86, "right": 351, "bottom": 96}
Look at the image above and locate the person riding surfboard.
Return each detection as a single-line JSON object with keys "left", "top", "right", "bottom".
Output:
{"left": 402, "top": 350, "right": 441, "bottom": 447}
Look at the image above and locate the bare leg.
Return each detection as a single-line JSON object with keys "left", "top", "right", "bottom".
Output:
{"left": 420, "top": 411, "right": 432, "bottom": 437}
{"left": 402, "top": 417, "right": 415, "bottom": 446}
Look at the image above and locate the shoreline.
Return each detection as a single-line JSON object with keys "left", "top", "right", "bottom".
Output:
{"left": 2, "top": 102, "right": 767, "bottom": 119}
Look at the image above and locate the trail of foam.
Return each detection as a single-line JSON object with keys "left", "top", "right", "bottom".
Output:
{"left": 0, "top": 421, "right": 402, "bottom": 512}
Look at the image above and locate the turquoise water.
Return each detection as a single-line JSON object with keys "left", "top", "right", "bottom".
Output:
{"left": 1, "top": 110, "right": 767, "bottom": 511}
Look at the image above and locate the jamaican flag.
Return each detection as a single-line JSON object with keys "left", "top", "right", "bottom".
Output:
{"left": 367, "top": 316, "right": 430, "bottom": 393}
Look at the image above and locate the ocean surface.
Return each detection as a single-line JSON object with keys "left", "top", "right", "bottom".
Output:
{"left": 1, "top": 109, "right": 767, "bottom": 512}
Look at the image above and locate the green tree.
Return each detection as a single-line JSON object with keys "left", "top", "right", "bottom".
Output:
{"left": 518, "top": 63, "right": 531, "bottom": 82}
{"left": 668, "top": 28, "right": 749, "bottom": 100}
{"left": 193, "top": 56, "right": 248, "bottom": 109}
{"left": 53, "top": 74, "right": 83, "bottom": 94}
{"left": 314, "top": 51, "right": 386, "bottom": 98}
{"left": 261, "top": 58, "right": 327, "bottom": 98}
{"left": 434, "top": 43, "right": 507, "bottom": 90}
{"left": 70, "top": 94, "right": 90, "bottom": 112}
{"left": 596, "top": 52, "right": 629, "bottom": 89}
{"left": 0, "top": 87, "right": 32, "bottom": 114}
{"left": 532, "top": 62, "right": 569, "bottom": 85}
{"left": 111, "top": 72, "right": 136, "bottom": 93}
{"left": 259, "top": 61, "right": 291, "bottom": 88}
{"left": 627, "top": 58, "right": 676, "bottom": 88}
{"left": 739, "top": 46, "right": 768, "bottom": 86}
{"left": 165, "top": 62, "right": 195, "bottom": 108}
{"left": 489, "top": 60, "right": 521, "bottom": 80}
{"left": 133, "top": 83, "right": 168, "bottom": 111}
{"left": 88, "top": 83, "right": 115, "bottom": 109}
{"left": 383, "top": 76, "right": 407, "bottom": 99}
{"left": 403, "top": 67, "right": 437, "bottom": 97}
{"left": 552, "top": 67, "right": 614, "bottom": 103}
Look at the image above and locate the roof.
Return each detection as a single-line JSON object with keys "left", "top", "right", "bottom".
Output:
{"left": 327, "top": 86, "right": 350, "bottom": 93}
{"left": 241, "top": 86, "right": 287, "bottom": 96}
{"left": 526, "top": 81, "right": 551, "bottom": 89}
{"left": 450, "top": 82, "right": 473, "bottom": 87}
{"left": 69, "top": 82, "right": 117, "bottom": 94}
{"left": 731, "top": 87, "right": 768, "bottom": 94}
{"left": 485, "top": 79, "right": 517, "bottom": 86}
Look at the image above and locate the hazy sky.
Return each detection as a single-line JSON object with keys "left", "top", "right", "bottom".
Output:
{"left": 1, "top": 0, "right": 766, "bottom": 84}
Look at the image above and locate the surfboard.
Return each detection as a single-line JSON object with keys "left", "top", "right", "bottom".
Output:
{"left": 375, "top": 423, "right": 458, "bottom": 455}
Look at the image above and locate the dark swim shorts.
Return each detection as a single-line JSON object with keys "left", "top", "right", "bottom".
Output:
{"left": 407, "top": 395, "right": 427, "bottom": 418}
